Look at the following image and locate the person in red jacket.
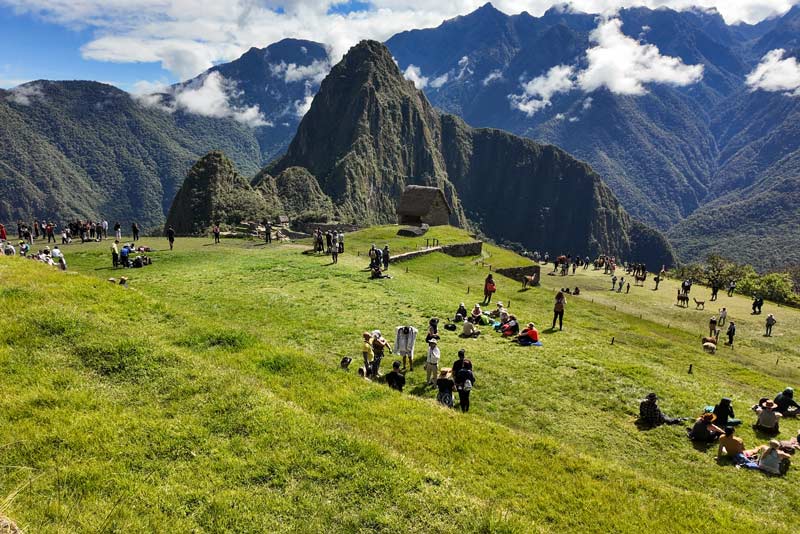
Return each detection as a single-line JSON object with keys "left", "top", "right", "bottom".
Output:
{"left": 516, "top": 323, "right": 540, "bottom": 345}
{"left": 0, "top": 223, "right": 6, "bottom": 241}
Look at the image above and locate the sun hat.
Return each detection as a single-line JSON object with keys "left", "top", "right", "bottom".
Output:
{"left": 763, "top": 400, "right": 778, "bottom": 410}
{"left": 769, "top": 439, "right": 780, "bottom": 449}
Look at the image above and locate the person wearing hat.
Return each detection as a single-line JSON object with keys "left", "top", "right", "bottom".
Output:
{"left": 361, "top": 332, "right": 374, "bottom": 378}
{"left": 385, "top": 361, "right": 405, "bottom": 392}
{"left": 717, "top": 426, "right": 759, "bottom": 468}
{"left": 709, "top": 316, "right": 718, "bottom": 337}
{"left": 424, "top": 338, "right": 441, "bottom": 385}
{"left": 461, "top": 316, "right": 480, "bottom": 338}
{"left": 712, "top": 397, "right": 741, "bottom": 427}
{"left": 489, "top": 302, "right": 503, "bottom": 318}
{"left": 436, "top": 368, "right": 455, "bottom": 408}
{"left": 754, "top": 399, "right": 782, "bottom": 434}
{"left": 638, "top": 393, "right": 681, "bottom": 427}
{"left": 773, "top": 387, "right": 798, "bottom": 417}
{"left": 688, "top": 412, "right": 724, "bottom": 442}
{"left": 757, "top": 440, "right": 791, "bottom": 475}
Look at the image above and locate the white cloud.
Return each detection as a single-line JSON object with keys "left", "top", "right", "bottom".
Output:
{"left": 0, "top": 1, "right": 795, "bottom": 83}
{"left": 136, "top": 71, "right": 271, "bottom": 127}
{"left": 568, "top": 116, "right": 579, "bottom": 122}
{"left": 509, "top": 17, "right": 703, "bottom": 114}
{"left": 482, "top": 69, "right": 503, "bottom": 86}
{"left": 456, "top": 55, "right": 472, "bottom": 79}
{"left": 6, "top": 83, "right": 44, "bottom": 105}
{"left": 430, "top": 73, "right": 449, "bottom": 88}
{"left": 577, "top": 17, "right": 704, "bottom": 95}
{"left": 554, "top": 112, "right": 566, "bottom": 120}
{"left": 509, "top": 64, "right": 576, "bottom": 115}
{"left": 269, "top": 59, "right": 331, "bottom": 84}
{"left": 746, "top": 48, "right": 800, "bottom": 97}
{"left": 294, "top": 80, "right": 316, "bottom": 116}
{"left": 582, "top": 96, "right": 593, "bottom": 109}
{"left": 403, "top": 64, "right": 428, "bottom": 89}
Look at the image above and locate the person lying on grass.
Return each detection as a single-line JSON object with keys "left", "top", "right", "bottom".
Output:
{"left": 638, "top": 392, "right": 682, "bottom": 427}
{"left": 778, "top": 430, "right": 800, "bottom": 454}
{"left": 688, "top": 412, "right": 724, "bottom": 443}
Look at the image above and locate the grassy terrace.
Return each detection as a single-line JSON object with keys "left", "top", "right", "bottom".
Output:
{"left": 1, "top": 225, "right": 798, "bottom": 532}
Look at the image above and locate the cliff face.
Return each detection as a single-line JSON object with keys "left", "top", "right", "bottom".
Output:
{"left": 165, "top": 152, "right": 270, "bottom": 235}
{"left": 256, "top": 40, "right": 675, "bottom": 265}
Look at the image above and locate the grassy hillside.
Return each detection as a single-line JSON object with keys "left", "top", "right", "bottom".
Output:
{"left": 1, "top": 226, "right": 799, "bottom": 532}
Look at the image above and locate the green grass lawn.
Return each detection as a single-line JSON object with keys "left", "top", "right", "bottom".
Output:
{"left": 1, "top": 226, "right": 799, "bottom": 532}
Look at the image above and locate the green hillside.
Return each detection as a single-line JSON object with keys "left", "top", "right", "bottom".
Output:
{"left": 1, "top": 227, "right": 799, "bottom": 532}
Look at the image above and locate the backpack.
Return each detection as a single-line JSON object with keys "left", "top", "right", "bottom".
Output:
{"left": 463, "top": 379, "right": 473, "bottom": 391}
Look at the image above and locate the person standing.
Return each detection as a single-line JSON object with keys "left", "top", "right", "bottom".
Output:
{"left": 424, "top": 339, "right": 440, "bottom": 385}
{"left": 325, "top": 231, "right": 333, "bottom": 254}
{"left": 361, "top": 332, "right": 374, "bottom": 377}
{"left": 552, "top": 291, "right": 566, "bottom": 330}
{"left": 111, "top": 240, "right": 119, "bottom": 268}
{"left": 385, "top": 361, "right": 405, "bottom": 392}
{"left": 765, "top": 314, "right": 777, "bottom": 337}
{"left": 370, "top": 331, "right": 391, "bottom": 378}
{"left": 483, "top": 274, "right": 496, "bottom": 305}
{"left": 114, "top": 222, "right": 122, "bottom": 241}
{"left": 726, "top": 321, "right": 736, "bottom": 347}
{"left": 718, "top": 307, "right": 727, "bottom": 326}
{"left": 102, "top": 220, "right": 108, "bottom": 239}
{"left": 331, "top": 242, "right": 339, "bottom": 264}
{"left": 265, "top": 221, "right": 272, "bottom": 243}
{"left": 166, "top": 225, "right": 175, "bottom": 250}
{"left": 213, "top": 224, "right": 221, "bottom": 244}
{"left": 338, "top": 231, "right": 344, "bottom": 253}
{"left": 455, "top": 360, "right": 475, "bottom": 413}
{"left": 452, "top": 349, "right": 466, "bottom": 375}
{"left": 709, "top": 316, "right": 718, "bottom": 337}
{"left": 394, "top": 325, "right": 418, "bottom": 370}
{"left": 132, "top": 222, "right": 140, "bottom": 242}
{"left": 382, "top": 245, "right": 390, "bottom": 270}
{"left": 0, "top": 223, "right": 6, "bottom": 241}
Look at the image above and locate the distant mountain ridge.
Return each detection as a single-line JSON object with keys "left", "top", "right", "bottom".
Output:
{"left": 251, "top": 40, "right": 675, "bottom": 266}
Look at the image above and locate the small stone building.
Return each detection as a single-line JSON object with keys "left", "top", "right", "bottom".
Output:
{"left": 397, "top": 185, "right": 452, "bottom": 226}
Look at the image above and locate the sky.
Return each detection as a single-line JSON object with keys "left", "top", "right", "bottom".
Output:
{"left": 1, "top": 0, "right": 798, "bottom": 91}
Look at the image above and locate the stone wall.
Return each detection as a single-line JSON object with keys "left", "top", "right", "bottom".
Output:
{"left": 494, "top": 265, "right": 540, "bottom": 283}
{"left": 441, "top": 241, "right": 483, "bottom": 257}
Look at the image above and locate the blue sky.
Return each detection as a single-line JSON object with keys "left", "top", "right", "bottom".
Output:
{"left": 0, "top": 6, "right": 174, "bottom": 90}
{"left": 1, "top": 1, "right": 796, "bottom": 92}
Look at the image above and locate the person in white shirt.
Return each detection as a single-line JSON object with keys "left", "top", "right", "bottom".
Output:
{"left": 51, "top": 246, "right": 63, "bottom": 260}
{"left": 425, "top": 339, "right": 440, "bottom": 385}
{"left": 102, "top": 220, "right": 109, "bottom": 239}
{"left": 2, "top": 242, "right": 15, "bottom": 256}
{"left": 394, "top": 325, "right": 418, "bottom": 370}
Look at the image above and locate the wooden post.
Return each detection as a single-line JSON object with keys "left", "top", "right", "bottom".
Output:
{"left": 467, "top": 287, "right": 470, "bottom": 294}
{"left": 688, "top": 364, "right": 693, "bottom": 374}
{"left": 437, "top": 276, "right": 440, "bottom": 283}
{"left": 611, "top": 337, "right": 615, "bottom": 345}
{"left": 508, "top": 299, "right": 511, "bottom": 308}
{"left": 406, "top": 266, "right": 409, "bottom": 273}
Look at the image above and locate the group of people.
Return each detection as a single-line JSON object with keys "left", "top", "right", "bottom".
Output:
{"left": 354, "top": 319, "right": 476, "bottom": 412}
{"left": 110, "top": 240, "right": 152, "bottom": 269}
{"left": 1, "top": 241, "right": 67, "bottom": 270}
{"left": 313, "top": 229, "right": 345, "bottom": 254}
{"left": 640, "top": 389, "right": 799, "bottom": 475}
{"left": 368, "top": 244, "right": 390, "bottom": 278}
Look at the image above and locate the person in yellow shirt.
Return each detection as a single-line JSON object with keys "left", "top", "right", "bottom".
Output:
{"left": 111, "top": 240, "right": 119, "bottom": 268}
{"left": 361, "top": 332, "right": 374, "bottom": 377}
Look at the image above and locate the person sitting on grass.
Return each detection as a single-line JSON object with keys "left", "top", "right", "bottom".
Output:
{"left": 489, "top": 302, "right": 504, "bottom": 318}
{"left": 516, "top": 322, "right": 540, "bottom": 346}
{"left": 713, "top": 398, "right": 741, "bottom": 427}
{"left": 436, "top": 368, "right": 455, "bottom": 408}
{"left": 454, "top": 303, "right": 468, "bottom": 322}
{"left": 689, "top": 413, "right": 724, "bottom": 442}
{"left": 753, "top": 399, "right": 782, "bottom": 434}
{"left": 757, "top": 440, "right": 791, "bottom": 475}
{"left": 470, "top": 303, "right": 483, "bottom": 322}
{"left": 461, "top": 317, "right": 480, "bottom": 338}
{"left": 774, "top": 387, "right": 798, "bottom": 417}
{"left": 638, "top": 392, "right": 682, "bottom": 427}
{"left": 385, "top": 361, "right": 405, "bottom": 392}
{"left": 500, "top": 314, "right": 519, "bottom": 337}
{"left": 717, "top": 426, "right": 759, "bottom": 469}
{"left": 370, "top": 265, "right": 392, "bottom": 279}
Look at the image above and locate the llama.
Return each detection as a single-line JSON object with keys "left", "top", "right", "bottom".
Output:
{"left": 693, "top": 298, "right": 705, "bottom": 310}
